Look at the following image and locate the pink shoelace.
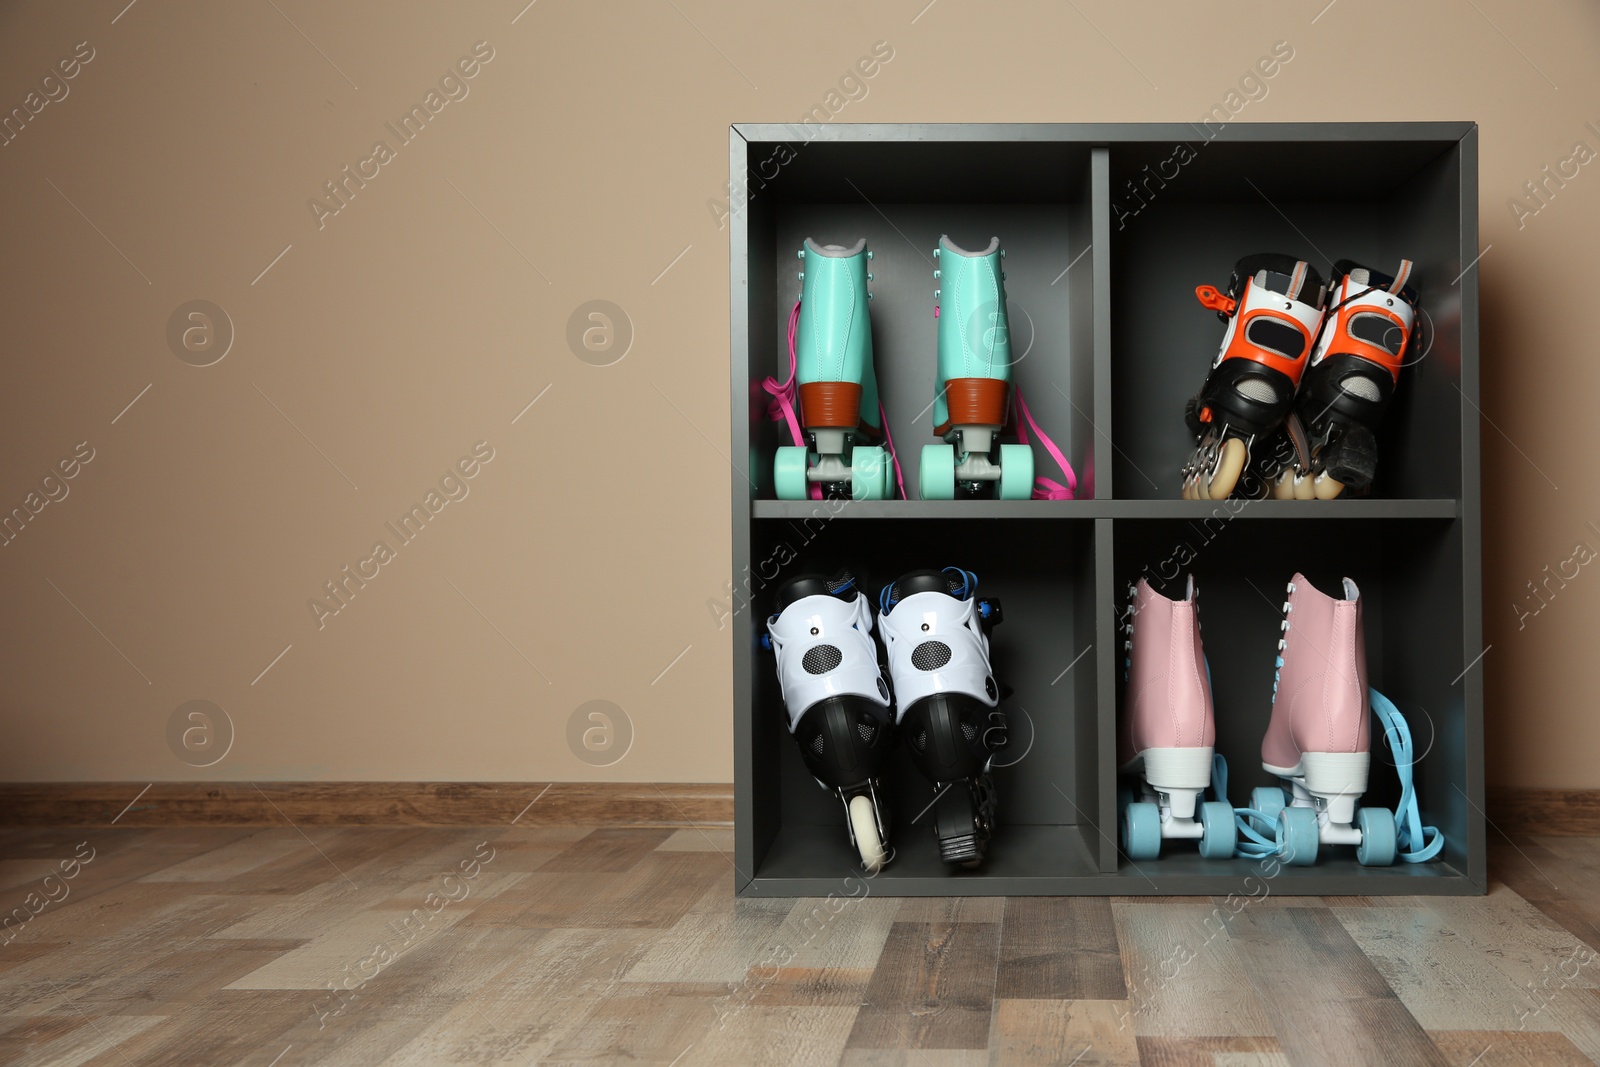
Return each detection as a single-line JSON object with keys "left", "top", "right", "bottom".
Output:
{"left": 1013, "top": 386, "right": 1078, "bottom": 500}
{"left": 761, "top": 301, "right": 907, "bottom": 500}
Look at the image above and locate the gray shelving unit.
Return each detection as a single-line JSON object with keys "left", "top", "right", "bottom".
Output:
{"left": 729, "top": 123, "right": 1483, "bottom": 896}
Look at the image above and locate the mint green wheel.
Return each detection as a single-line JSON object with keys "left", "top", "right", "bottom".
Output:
{"left": 851, "top": 446, "right": 888, "bottom": 500}
{"left": 997, "top": 444, "right": 1034, "bottom": 500}
{"left": 775, "top": 446, "right": 810, "bottom": 500}
{"left": 919, "top": 445, "right": 955, "bottom": 500}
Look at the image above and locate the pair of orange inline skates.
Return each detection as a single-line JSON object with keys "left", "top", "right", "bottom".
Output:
{"left": 1180, "top": 254, "right": 1420, "bottom": 500}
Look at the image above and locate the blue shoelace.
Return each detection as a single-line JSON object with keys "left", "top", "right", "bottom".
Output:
{"left": 879, "top": 566, "right": 978, "bottom": 615}
{"left": 1218, "top": 687, "right": 1444, "bottom": 863}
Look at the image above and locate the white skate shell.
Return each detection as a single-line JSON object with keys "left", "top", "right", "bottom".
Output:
{"left": 878, "top": 588, "right": 998, "bottom": 722}
{"left": 1308, "top": 268, "right": 1417, "bottom": 370}
{"left": 1210, "top": 266, "right": 1325, "bottom": 372}
{"left": 766, "top": 591, "right": 890, "bottom": 733}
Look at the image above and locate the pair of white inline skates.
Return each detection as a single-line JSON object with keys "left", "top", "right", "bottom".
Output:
{"left": 1119, "top": 572, "right": 1442, "bottom": 866}
{"left": 762, "top": 567, "right": 1007, "bottom": 871}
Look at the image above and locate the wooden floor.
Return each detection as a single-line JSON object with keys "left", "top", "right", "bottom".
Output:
{"left": 1, "top": 826, "right": 1598, "bottom": 1066}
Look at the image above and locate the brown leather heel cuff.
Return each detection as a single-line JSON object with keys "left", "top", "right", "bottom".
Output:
{"left": 934, "top": 378, "right": 1009, "bottom": 435}
{"left": 798, "top": 382, "right": 863, "bottom": 429}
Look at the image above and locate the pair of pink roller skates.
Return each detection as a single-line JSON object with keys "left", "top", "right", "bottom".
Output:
{"left": 1118, "top": 572, "right": 1439, "bottom": 866}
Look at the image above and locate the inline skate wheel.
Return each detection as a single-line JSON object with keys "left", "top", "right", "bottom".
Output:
{"left": 775, "top": 446, "right": 810, "bottom": 500}
{"left": 1199, "top": 800, "right": 1237, "bottom": 859}
{"left": 1313, "top": 472, "right": 1346, "bottom": 500}
{"left": 1273, "top": 470, "right": 1315, "bottom": 500}
{"left": 933, "top": 782, "right": 987, "bottom": 866}
{"left": 851, "top": 446, "right": 889, "bottom": 501}
{"left": 1280, "top": 806, "right": 1320, "bottom": 866}
{"left": 997, "top": 444, "right": 1034, "bottom": 501}
{"left": 1202, "top": 438, "right": 1249, "bottom": 500}
{"left": 919, "top": 444, "right": 956, "bottom": 500}
{"left": 1355, "top": 806, "right": 1398, "bottom": 867}
{"left": 849, "top": 794, "right": 887, "bottom": 873}
{"left": 1122, "top": 801, "right": 1162, "bottom": 861}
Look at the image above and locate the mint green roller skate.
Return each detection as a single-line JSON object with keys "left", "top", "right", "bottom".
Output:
{"left": 919, "top": 236, "right": 1034, "bottom": 501}
{"left": 769, "top": 238, "right": 892, "bottom": 501}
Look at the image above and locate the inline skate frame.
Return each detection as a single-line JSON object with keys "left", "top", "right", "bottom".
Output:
{"left": 770, "top": 238, "right": 892, "bottom": 501}
{"left": 1274, "top": 259, "right": 1419, "bottom": 499}
{"left": 919, "top": 236, "right": 1034, "bottom": 500}
{"left": 1117, "top": 576, "right": 1236, "bottom": 860}
{"left": 878, "top": 567, "right": 1005, "bottom": 866}
{"left": 1181, "top": 254, "right": 1326, "bottom": 500}
{"left": 763, "top": 573, "right": 897, "bottom": 871}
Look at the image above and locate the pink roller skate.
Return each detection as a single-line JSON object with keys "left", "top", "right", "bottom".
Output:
{"left": 1251, "top": 573, "right": 1397, "bottom": 865}
{"left": 1118, "top": 576, "right": 1236, "bottom": 860}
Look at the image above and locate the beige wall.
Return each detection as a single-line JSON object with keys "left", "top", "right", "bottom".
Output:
{"left": 0, "top": 0, "right": 1593, "bottom": 786}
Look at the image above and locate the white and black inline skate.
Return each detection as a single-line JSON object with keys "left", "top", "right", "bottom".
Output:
{"left": 878, "top": 567, "right": 1006, "bottom": 867}
{"left": 1181, "top": 254, "right": 1326, "bottom": 499}
{"left": 763, "top": 573, "right": 898, "bottom": 872}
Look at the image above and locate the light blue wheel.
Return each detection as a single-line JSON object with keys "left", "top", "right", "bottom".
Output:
{"left": 1355, "top": 807, "right": 1398, "bottom": 867}
{"left": 1280, "top": 806, "right": 1320, "bottom": 866}
{"left": 919, "top": 444, "right": 956, "bottom": 500}
{"left": 1247, "top": 786, "right": 1284, "bottom": 839}
{"left": 775, "top": 446, "right": 809, "bottom": 500}
{"left": 997, "top": 443, "right": 1034, "bottom": 500}
{"left": 1122, "top": 801, "right": 1162, "bottom": 861}
{"left": 1199, "top": 801, "right": 1236, "bottom": 859}
{"left": 1251, "top": 786, "right": 1286, "bottom": 820}
{"left": 851, "top": 446, "right": 888, "bottom": 500}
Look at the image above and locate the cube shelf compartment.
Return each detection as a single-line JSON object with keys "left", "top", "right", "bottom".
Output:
{"left": 729, "top": 123, "right": 1483, "bottom": 896}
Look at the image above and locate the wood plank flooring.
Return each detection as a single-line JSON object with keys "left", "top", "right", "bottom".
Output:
{"left": 0, "top": 827, "right": 1596, "bottom": 1066}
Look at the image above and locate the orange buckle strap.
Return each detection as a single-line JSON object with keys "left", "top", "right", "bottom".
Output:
{"left": 1195, "top": 285, "right": 1236, "bottom": 315}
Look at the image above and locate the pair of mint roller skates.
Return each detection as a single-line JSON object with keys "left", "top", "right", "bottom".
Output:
{"left": 762, "top": 567, "right": 1007, "bottom": 871}
{"left": 768, "top": 236, "right": 1034, "bottom": 502}
{"left": 1181, "top": 254, "right": 1420, "bottom": 500}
